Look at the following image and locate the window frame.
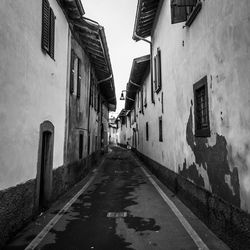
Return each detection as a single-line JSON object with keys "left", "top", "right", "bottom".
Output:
{"left": 193, "top": 76, "right": 210, "bottom": 137}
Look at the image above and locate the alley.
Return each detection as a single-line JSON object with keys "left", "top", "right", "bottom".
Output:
{"left": 4, "top": 146, "right": 229, "bottom": 250}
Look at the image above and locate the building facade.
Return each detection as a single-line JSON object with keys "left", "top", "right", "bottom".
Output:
{"left": 0, "top": 0, "right": 116, "bottom": 246}
{"left": 119, "top": 0, "right": 250, "bottom": 248}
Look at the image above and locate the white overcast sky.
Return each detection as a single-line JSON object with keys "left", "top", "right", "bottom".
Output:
{"left": 82, "top": 0, "right": 149, "bottom": 117}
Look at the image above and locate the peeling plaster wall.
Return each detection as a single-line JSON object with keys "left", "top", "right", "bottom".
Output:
{"left": 66, "top": 35, "right": 91, "bottom": 163}
{"left": 136, "top": 0, "right": 250, "bottom": 212}
{"left": 0, "top": 0, "right": 68, "bottom": 190}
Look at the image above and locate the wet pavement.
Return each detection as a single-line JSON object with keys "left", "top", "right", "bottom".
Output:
{"left": 4, "top": 146, "right": 230, "bottom": 250}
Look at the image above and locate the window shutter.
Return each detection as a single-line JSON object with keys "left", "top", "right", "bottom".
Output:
{"left": 70, "top": 50, "right": 75, "bottom": 94}
{"left": 77, "top": 59, "right": 81, "bottom": 98}
{"left": 42, "top": 0, "right": 50, "bottom": 52}
{"left": 49, "top": 8, "right": 55, "bottom": 59}
{"left": 157, "top": 48, "right": 162, "bottom": 91}
{"left": 154, "top": 56, "right": 157, "bottom": 91}
{"left": 171, "top": 0, "right": 187, "bottom": 24}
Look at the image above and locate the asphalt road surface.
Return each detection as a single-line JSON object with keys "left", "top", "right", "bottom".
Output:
{"left": 4, "top": 146, "right": 230, "bottom": 250}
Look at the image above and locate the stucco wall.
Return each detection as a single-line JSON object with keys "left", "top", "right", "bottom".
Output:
{"left": 135, "top": 0, "right": 250, "bottom": 212}
{"left": 66, "top": 35, "right": 91, "bottom": 162}
{"left": 0, "top": 0, "right": 69, "bottom": 189}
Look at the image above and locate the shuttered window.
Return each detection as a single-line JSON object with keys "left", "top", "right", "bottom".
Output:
{"left": 41, "top": 0, "right": 55, "bottom": 59}
{"left": 42, "top": 0, "right": 50, "bottom": 52}
{"left": 49, "top": 8, "right": 55, "bottom": 59}
{"left": 193, "top": 76, "right": 210, "bottom": 137}
{"left": 77, "top": 59, "right": 81, "bottom": 98}
{"left": 70, "top": 50, "right": 75, "bottom": 94}
{"left": 171, "top": 0, "right": 202, "bottom": 26}
{"left": 154, "top": 48, "right": 162, "bottom": 93}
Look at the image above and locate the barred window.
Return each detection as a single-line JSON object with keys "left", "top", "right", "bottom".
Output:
{"left": 193, "top": 76, "right": 210, "bottom": 137}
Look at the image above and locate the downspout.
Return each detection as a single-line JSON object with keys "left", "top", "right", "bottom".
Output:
{"left": 133, "top": 33, "right": 154, "bottom": 104}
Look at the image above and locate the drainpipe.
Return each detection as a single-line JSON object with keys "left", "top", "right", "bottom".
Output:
{"left": 133, "top": 33, "right": 154, "bottom": 104}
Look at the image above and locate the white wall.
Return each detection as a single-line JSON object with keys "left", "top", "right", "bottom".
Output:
{"left": 0, "top": 0, "right": 69, "bottom": 189}
{"left": 134, "top": 0, "right": 250, "bottom": 212}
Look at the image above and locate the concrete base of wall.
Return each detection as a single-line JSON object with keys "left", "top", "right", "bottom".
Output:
{"left": 133, "top": 149, "right": 250, "bottom": 250}
{"left": 0, "top": 150, "right": 101, "bottom": 248}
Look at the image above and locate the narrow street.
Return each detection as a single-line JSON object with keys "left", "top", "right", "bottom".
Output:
{"left": 4, "top": 146, "right": 229, "bottom": 250}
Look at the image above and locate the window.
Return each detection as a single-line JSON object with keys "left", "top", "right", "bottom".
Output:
{"left": 77, "top": 59, "right": 81, "bottom": 98}
{"left": 193, "top": 76, "right": 210, "bottom": 137}
{"left": 159, "top": 116, "right": 163, "bottom": 142}
{"left": 41, "top": 0, "right": 55, "bottom": 59}
{"left": 154, "top": 48, "right": 162, "bottom": 93}
{"left": 146, "top": 122, "right": 149, "bottom": 141}
{"left": 70, "top": 50, "right": 75, "bottom": 94}
{"left": 171, "top": 0, "right": 202, "bottom": 27}
{"left": 79, "top": 134, "right": 83, "bottom": 159}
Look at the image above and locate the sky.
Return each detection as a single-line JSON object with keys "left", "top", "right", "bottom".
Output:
{"left": 82, "top": 0, "right": 149, "bottom": 118}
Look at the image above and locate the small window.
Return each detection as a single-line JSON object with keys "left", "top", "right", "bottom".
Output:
{"left": 79, "top": 134, "right": 83, "bottom": 159}
{"left": 41, "top": 0, "right": 55, "bottom": 59}
{"left": 77, "top": 59, "right": 81, "bottom": 98}
{"left": 159, "top": 116, "right": 163, "bottom": 142}
{"left": 146, "top": 122, "right": 149, "bottom": 141}
{"left": 193, "top": 76, "right": 210, "bottom": 137}
{"left": 171, "top": 0, "right": 202, "bottom": 27}
{"left": 154, "top": 48, "right": 162, "bottom": 93}
{"left": 70, "top": 50, "right": 75, "bottom": 94}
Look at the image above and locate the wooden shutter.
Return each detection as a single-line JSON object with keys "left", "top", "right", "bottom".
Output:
{"left": 157, "top": 48, "right": 162, "bottom": 91}
{"left": 171, "top": 0, "right": 187, "bottom": 24}
{"left": 70, "top": 50, "right": 75, "bottom": 94}
{"left": 42, "top": 0, "right": 50, "bottom": 52}
{"left": 77, "top": 59, "right": 81, "bottom": 98}
{"left": 49, "top": 8, "right": 55, "bottom": 59}
{"left": 154, "top": 56, "right": 157, "bottom": 91}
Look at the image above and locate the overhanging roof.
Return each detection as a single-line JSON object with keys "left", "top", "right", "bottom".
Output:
{"left": 125, "top": 55, "right": 150, "bottom": 110}
{"left": 133, "top": 0, "right": 161, "bottom": 41}
{"left": 58, "top": 0, "right": 116, "bottom": 111}
{"left": 57, "top": 0, "right": 85, "bottom": 20}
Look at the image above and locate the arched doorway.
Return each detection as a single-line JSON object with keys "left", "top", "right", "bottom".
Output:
{"left": 36, "top": 121, "right": 54, "bottom": 210}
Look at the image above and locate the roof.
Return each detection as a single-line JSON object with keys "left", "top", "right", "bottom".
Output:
{"left": 58, "top": 0, "right": 116, "bottom": 111}
{"left": 132, "top": 0, "right": 162, "bottom": 41}
{"left": 125, "top": 55, "right": 150, "bottom": 110}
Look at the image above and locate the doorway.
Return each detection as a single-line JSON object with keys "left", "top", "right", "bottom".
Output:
{"left": 36, "top": 121, "right": 54, "bottom": 211}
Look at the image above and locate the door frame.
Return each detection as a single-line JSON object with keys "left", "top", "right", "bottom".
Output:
{"left": 35, "top": 120, "right": 54, "bottom": 211}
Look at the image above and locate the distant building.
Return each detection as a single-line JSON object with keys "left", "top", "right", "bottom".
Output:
{"left": 0, "top": 0, "right": 116, "bottom": 246}
{"left": 118, "top": 0, "right": 250, "bottom": 248}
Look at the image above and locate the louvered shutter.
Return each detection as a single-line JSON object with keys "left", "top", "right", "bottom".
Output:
{"left": 171, "top": 0, "right": 187, "bottom": 24}
{"left": 70, "top": 50, "right": 75, "bottom": 94}
{"left": 154, "top": 56, "right": 157, "bottom": 91}
{"left": 157, "top": 48, "right": 162, "bottom": 91}
{"left": 77, "top": 59, "right": 81, "bottom": 98}
{"left": 42, "top": 0, "right": 50, "bottom": 52}
{"left": 49, "top": 8, "right": 55, "bottom": 59}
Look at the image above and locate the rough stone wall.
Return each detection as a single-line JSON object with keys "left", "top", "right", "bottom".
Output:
{"left": 0, "top": 151, "right": 100, "bottom": 248}
{"left": 134, "top": 0, "right": 250, "bottom": 213}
